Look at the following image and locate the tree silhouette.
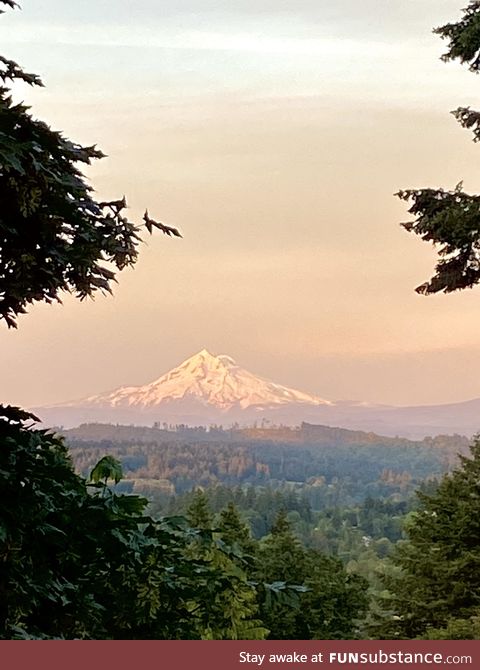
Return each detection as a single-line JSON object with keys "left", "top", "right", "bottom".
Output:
{"left": 0, "top": 1, "right": 180, "bottom": 328}
{"left": 399, "top": 2, "right": 480, "bottom": 295}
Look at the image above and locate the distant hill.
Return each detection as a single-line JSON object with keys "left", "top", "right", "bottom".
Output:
{"left": 63, "top": 421, "right": 470, "bottom": 506}
{"left": 62, "top": 419, "right": 470, "bottom": 457}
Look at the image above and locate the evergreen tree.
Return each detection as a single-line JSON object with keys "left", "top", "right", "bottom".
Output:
{"left": 184, "top": 496, "right": 266, "bottom": 640}
{"left": 375, "top": 438, "right": 480, "bottom": 639}
{"left": 187, "top": 489, "right": 213, "bottom": 529}
{"left": 398, "top": 2, "right": 480, "bottom": 295}
{"left": 254, "top": 510, "right": 308, "bottom": 639}
{"left": 255, "top": 510, "right": 368, "bottom": 639}
{"left": 217, "top": 502, "right": 256, "bottom": 556}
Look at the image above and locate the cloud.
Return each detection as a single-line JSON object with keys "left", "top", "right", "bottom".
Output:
{"left": 0, "top": 22, "right": 407, "bottom": 57}
{"left": 8, "top": 0, "right": 463, "bottom": 36}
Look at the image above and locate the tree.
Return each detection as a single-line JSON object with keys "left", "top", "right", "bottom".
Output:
{"left": 187, "top": 489, "right": 213, "bottom": 528}
{"left": 254, "top": 510, "right": 368, "bottom": 639}
{"left": 399, "top": 1, "right": 480, "bottom": 295}
{"left": 374, "top": 438, "right": 480, "bottom": 639}
{"left": 0, "top": 0, "right": 180, "bottom": 328}
{"left": 184, "top": 495, "right": 267, "bottom": 640}
{"left": 217, "top": 502, "right": 256, "bottom": 557}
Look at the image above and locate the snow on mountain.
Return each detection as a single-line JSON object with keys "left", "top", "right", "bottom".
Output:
{"left": 69, "top": 348, "right": 332, "bottom": 411}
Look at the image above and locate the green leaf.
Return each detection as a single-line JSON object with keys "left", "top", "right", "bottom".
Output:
{"left": 89, "top": 455, "right": 123, "bottom": 485}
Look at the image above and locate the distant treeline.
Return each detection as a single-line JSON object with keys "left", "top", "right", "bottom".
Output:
{"left": 64, "top": 422, "right": 468, "bottom": 508}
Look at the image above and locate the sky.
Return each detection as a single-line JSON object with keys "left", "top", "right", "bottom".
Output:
{"left": 2, "top": 0, "right": 480, "bottom": 408}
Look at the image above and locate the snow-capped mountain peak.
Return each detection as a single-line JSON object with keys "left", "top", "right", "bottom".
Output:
{"left": 75, "top": 349, "right": 331, "bottom": 411}
{"left": 35, "top": 349, "right": 480, "bottom": 438}
{"left": 173, "top": 348, "right": 236, "bottom": 377}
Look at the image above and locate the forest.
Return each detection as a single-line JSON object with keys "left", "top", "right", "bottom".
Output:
{"left": 66, "top": 422, "right": 468, "bottom": 503}
{"left": 60, "top": 421, "right": 475, "bottom": 639}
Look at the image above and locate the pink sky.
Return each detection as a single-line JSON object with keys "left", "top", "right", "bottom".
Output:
{"left": 1, "top": 1, "right": 480, "bottom": 408}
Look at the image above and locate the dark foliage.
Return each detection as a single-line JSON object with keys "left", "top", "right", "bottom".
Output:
{"left": 0, "top": 405, "right": 266, "bottom": 639}
{"left": 253, "top": 511, "right": 368, "bottom": 639}
{"left": 374, "top": 438, "right": 480, "bottom": 639}
{"left": 398, "top": 185, "right": 480, "bottom": 294}
{"left": 434, "top": 1, "right": 480, "bottom": 72}
{"left": 0, "top": 1, "right": 179, "bottom": 327}
{"left": 399, "top": 1, "right": 480, "bottom": 294}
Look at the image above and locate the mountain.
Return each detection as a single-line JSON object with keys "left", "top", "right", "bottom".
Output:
{"left": 34, "top": 349, "right": 480, "bottom": 438}
{"left": 35, "top": 349, "right": 332, "bottom": 428}
{"left": 80, "top": 348, "right": 331, "bottom": 411}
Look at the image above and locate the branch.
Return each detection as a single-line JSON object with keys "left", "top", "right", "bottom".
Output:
{"left": 143, "top": 210, "right": 182, "bottom": 237}
{"left": 452, "top": 107, "right": 480, "bottom": 142}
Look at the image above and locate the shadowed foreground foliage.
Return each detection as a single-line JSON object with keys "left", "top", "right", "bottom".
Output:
{"left": 0, "top": 0, "right": 179, "bottom": 328}
{"left": 0, "top": 406, "right": 266, "bottom": 639}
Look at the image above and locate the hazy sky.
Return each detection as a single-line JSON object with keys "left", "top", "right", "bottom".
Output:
{"left": 2, "top": 0, "right": 480, "bottom": 407}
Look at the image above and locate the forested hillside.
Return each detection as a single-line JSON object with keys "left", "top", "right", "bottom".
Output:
{"left": 65, "top": 423, "right": 469, "bottom": 505}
